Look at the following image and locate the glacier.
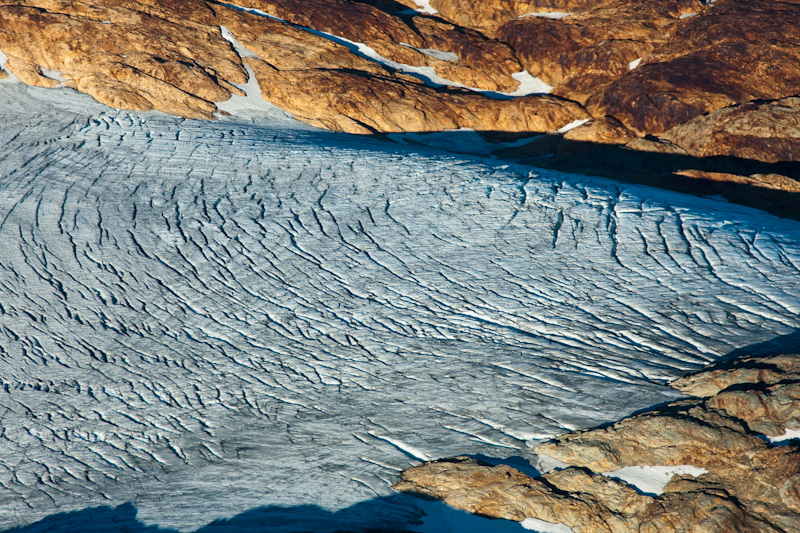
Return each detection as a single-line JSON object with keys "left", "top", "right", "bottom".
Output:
{"left": 1, "top": 81, "right": 800, "bottom": 532}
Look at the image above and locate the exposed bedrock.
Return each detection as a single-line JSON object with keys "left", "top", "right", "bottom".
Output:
{"left": 395, "top": 353, "right": 800, "bottom": 532}
{"left": 658, "top": 97, "right": 800, "bottom": 164}
{"left": 247, "top": 58, "right": 586, "bottom": 134}
{"left": 0, "top": 0, "right": 247, "bottom": 118}
{"left": 231, "top": 0, "right": 526, "bottom": 92}
{"left": 496, "top": 0, "right": 702, "bottom": 102}
{"left": 592, "top": 0, "right": 800, "bottom": 134}
{"left": 0, "top": 0, "right": 585, "bottom": 132}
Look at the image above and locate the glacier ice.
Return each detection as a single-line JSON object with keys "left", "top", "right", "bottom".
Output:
{"left": 1, "top": 82, "right": 799, "bottom": 531}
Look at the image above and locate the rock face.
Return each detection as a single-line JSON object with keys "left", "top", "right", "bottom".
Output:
{"left": 0, "top": 0, "right": 247, "bottom": 119}
{"left": 0, "top": 0, "right": 585, "bottom": 132}
{"left": 659, "top": 97, "right": 800, "bottom": 164}
{"left": 496, "top": 0, "right": 702, "bottom": 102}
{"left": 593, "top": 0, "right": 800, "bottom": 134}
{"left": 395, "top": 353, "right": 800, "bottom": 532}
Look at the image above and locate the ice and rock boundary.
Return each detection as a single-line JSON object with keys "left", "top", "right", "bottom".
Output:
{"left": 397, "top": 352, "right": 800, "bottom": 532}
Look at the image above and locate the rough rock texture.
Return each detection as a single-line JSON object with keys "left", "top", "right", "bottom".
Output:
{"left": 659, "top": 97, "right": 800, "bottom": 164}
{"left": 428, "top": 0, "right": 617, "bottom": 37}
{"left": 0, "top": 0, "right": 246, "bottom": 118}
{"left": 673, "top": 353, "right": 800, "bottom": 398}
{"left": 248, "top": 58, "right": 586, "bottom": 133}
{"left": 232, "top": 0, "right": 525, "bottom": 92}
{"left": 496, "top": 0, "right": 703, "bottom": 101}
{"left": 396, "top": 353, "right": 800, "bottom": 532}
{"left": 0, "top": 0, "right": 585, "bottom": 131}
{"left": 593, "top": 0, "right": 800, "bottom": 134}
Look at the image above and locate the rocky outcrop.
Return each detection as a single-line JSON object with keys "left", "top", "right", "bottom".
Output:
{"left": 496, "top": 0, "right": 703, "bottom": 102}
{"left": 395, "top": 353, "right": 800, "bottom": 532}
{"left": 658, "top": 97, "right": 800, "bottom": 164}
{"left": 592, "top": 0, "right": 800, "bottom": 134}
{"left": 0, "top": 0, "right": 586, "bottom": 131}
{"left": 232, "top": 0, "right": 525, "bottom": 92}
{"left": 0, "top": 0, "right": 247, "bottom": 119}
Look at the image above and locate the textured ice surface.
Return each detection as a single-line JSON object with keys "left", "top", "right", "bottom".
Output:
{"left": 1, "top": 83, "right": 800, "bottom": 531}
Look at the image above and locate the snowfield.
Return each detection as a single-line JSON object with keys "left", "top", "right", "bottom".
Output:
{"left": 1, "top": 82, "right": 800, "bottom": 532}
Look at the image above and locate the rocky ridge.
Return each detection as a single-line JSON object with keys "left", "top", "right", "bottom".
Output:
{"left": 0, "top": 0, "right": 798, "bottom": 214}
{"left": 395, "top": 352, "right": 800, "bottom": 532}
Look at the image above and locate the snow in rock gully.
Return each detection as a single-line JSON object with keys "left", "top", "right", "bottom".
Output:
{"left": 1, "top": 82, "right": 800, "bottom": 532}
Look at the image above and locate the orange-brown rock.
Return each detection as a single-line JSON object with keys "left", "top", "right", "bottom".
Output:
{"left": 593, "top": 0, "right": 800, "bottom": 133}
{"left": 396, "top": 457, "right": 655, "bottom": 531}
{"left": 231, "top": 0, "right": 525, "bottom": 92}
{"left": 247, "top": 58, "right": 587, "bottom": 134}
{"left": 0, "top": 0, "right": 588, "bottom": 131}
{"left": 396, "top": 353, "right": 800, "bottom": 532}
{"left": 496, "top": 0, "right": 702, "bottom": 101}
{"left": 658, "top": 97, "right": 800, "bottom": 164}
{"left": 428, "top": 0, "right": 621, "bottom": 37}
{"left": 0, "top": 0, "right": 247, "bottom": 118}
{"left": 673, "top": 353, "right": 800, "bottom": 397}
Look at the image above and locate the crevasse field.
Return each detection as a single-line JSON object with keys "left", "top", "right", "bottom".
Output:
{"left": 1, "top": 80, "right": 800, "bottom": 532}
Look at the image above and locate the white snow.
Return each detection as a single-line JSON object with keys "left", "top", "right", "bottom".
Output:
{"left": 1, "top": 82, "right": 800, "bottom": 532}
{"left": 221, "top": 3, "right": 550, "bottom": 97}
{"left": 602, "top": 465, "right": 708, "bottom": 495}
{"left": 520, "top": 12, "right": 572, "bottom": 19}
{"left": 629, "top": 57, "right": 643, "bottom": 70}
{"left": 410, "top": 0, "right": 437, "bottom": 15}
{"left": 768, "top": 428, "right": 800, "bottom": 443}
{"left": 521, "top": 518, "right": 575, "bottom": 532}
{"left": 557, "top": 118, "right": 590, "bottom": 134}
{"left": 680, "top": 12, "right": 698, "bottom": 18}
{"left": 507, "top": 70, "right": 554, "bottom": 95}
{"left": 215, "top": 26, "right": 304, "bottom": 123}
{"left": 400, "top": 42, "right": 460, "bottom": 62}
{"left": 40, "top": 67, "right": 67, "bottom": 86}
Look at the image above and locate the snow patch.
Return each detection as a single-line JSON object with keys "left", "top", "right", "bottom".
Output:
{"left": 0, "top": 49, "right": 19, "bottom": 84}
{"left": 521, "top": 518, "right": 575, "bottom": 532}
{"left": 400, "top": 43, "right": 459, "bottom": 62}
{"left": 507, "top": 70, "right": 553, "bottom": 96}
{"left": 680, "top": 12, "right": 697, "bottom": 18}
{"left": 557, "top": 118, "right": 589, "bottom": 134}
{"left": 768, "top": 428, "right": 800, "bottom": 443}
{"left": 410, "top": 0, "right": 437, "bottom": 14}
{"left": 602, "top": 465, "right": 708, "bottom": 495}
{"left": 41, "top": 67, "right": 66, "bottom": 86}
{"left": 629, "top": 57, "right": 643, "bottom": 70}
{"left": 216, "top": 26, "right": 300, "bottom": 123}
{"left": 220, "top": 25, "right": 260, "bottom": 59}
{"left": 520, "top": 12, "right": 572, "bottom": 19}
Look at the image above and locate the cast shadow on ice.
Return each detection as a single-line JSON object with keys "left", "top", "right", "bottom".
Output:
{"left": 379, "top": 130, "right": 800, "bottom": 221}
{"left": 1, "top": 496, "right": 534, "bottom": 533}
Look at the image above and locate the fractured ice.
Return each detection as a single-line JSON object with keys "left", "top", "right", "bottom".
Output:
{"left": 1, "top": 83, "right": 799, "bottom": 531}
